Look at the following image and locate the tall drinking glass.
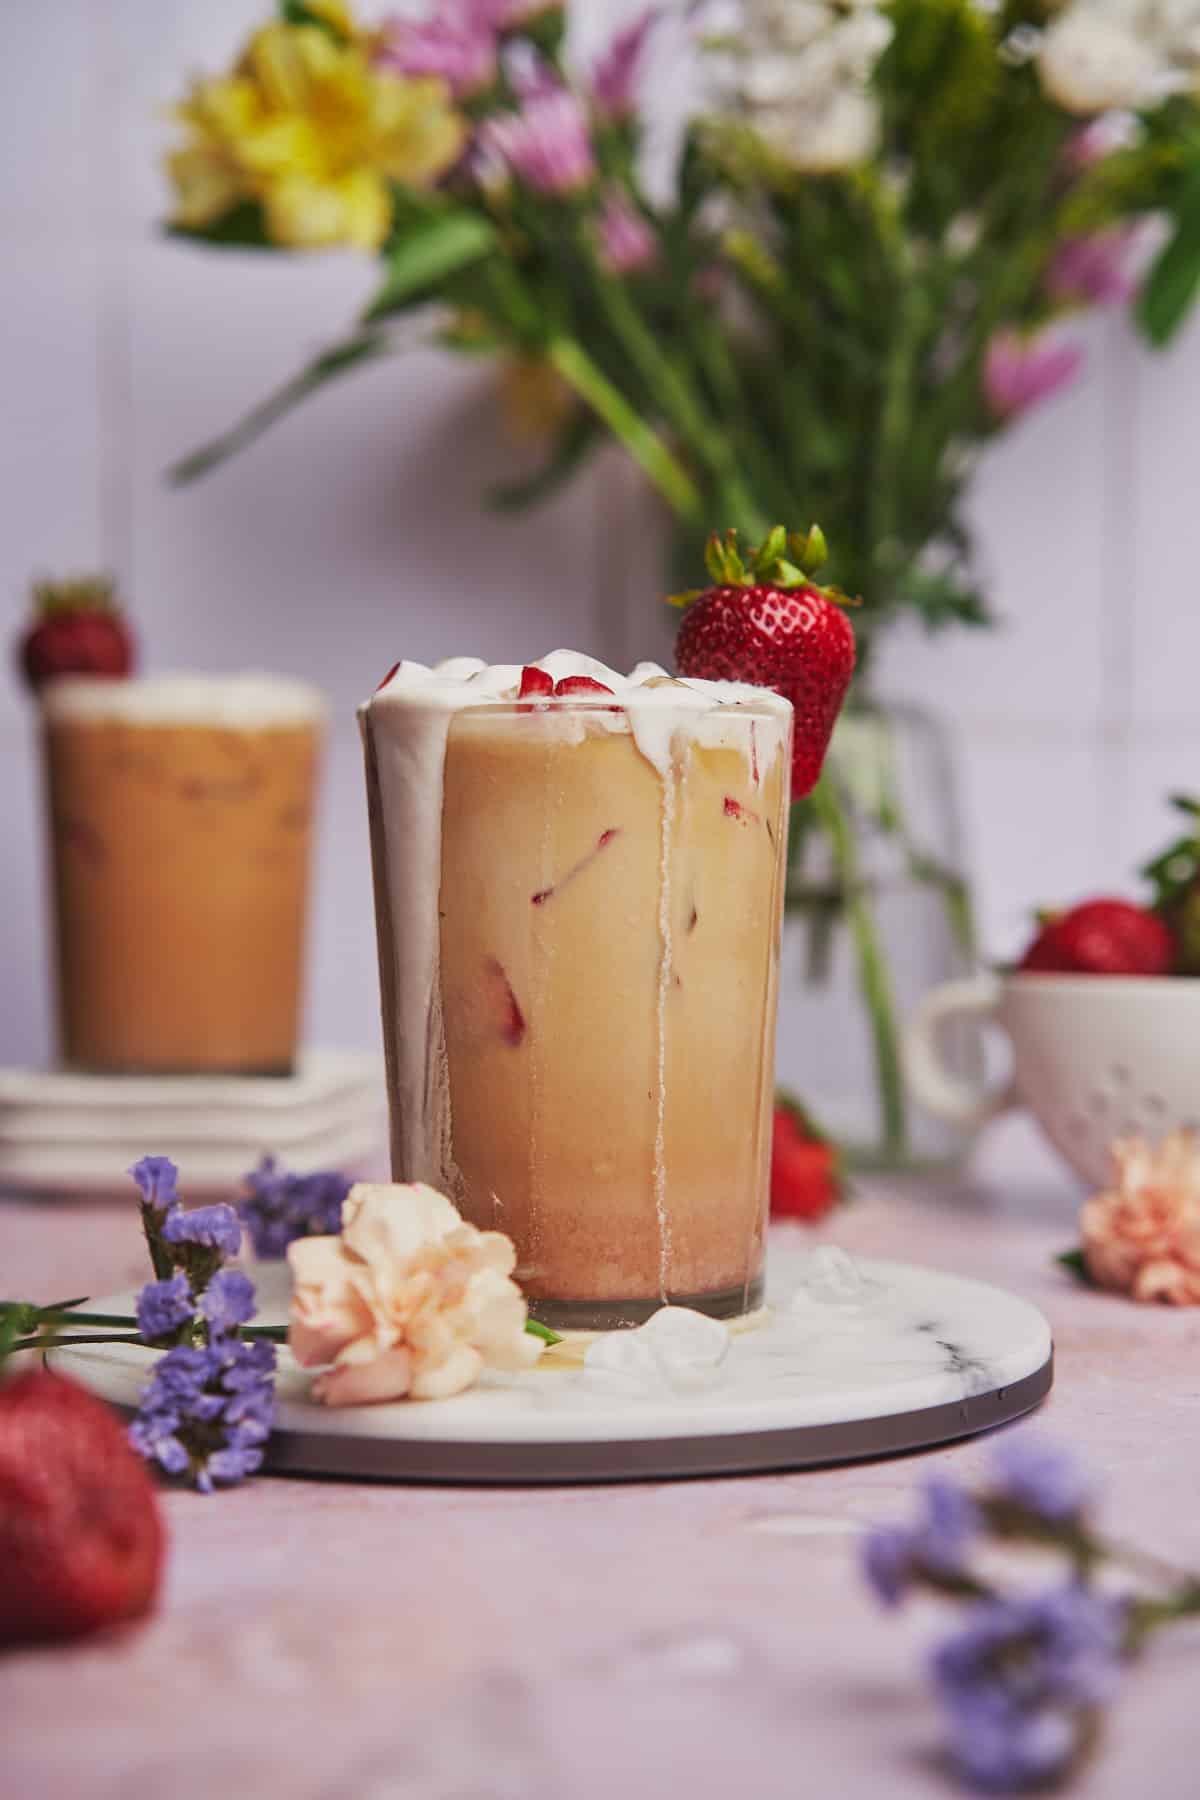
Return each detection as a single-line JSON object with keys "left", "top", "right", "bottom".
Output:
{"left": 361, "top": 661, "right": 791, "bottom": 1329}
{"left": 42, "top": 674, "right": 325, "bottom": 1073}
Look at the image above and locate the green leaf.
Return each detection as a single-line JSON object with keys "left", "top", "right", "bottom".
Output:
{"left": 524, "top": 1317, "right": 563, "bottom": 1346}
{"left": 165, "top": 201, "right": 274, "bottom": 251}
{"left": 1056, "top": 1248, "right": 1099, "bottom": 1288}
{"left": 363, "top": 212, "right": 499, "bottom": 323}
{"left": 169, "top": 330, "right": 393, "bottom": 484}
{"left": 1136, "top": 165, "right": 1200, "bottom": 347}
{"left": 801, "top": 524, "right": 827, "bottom": 570}
{"left": 279, "top": 1, "right": 348, "bottom": 40}
{"left": 755, "top": 524, "right": 787, "bottom": 572}
{"left": 487, "top": 408, "right": 600, "bottom": 511}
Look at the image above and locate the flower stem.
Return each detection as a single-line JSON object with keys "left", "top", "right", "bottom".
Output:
{"left": 54, "top": 1311, "right": 140, "bottom": 1329}
{"left": 20, "top": 1335, "right": 145, "bottom": 1352}
{"left": 808, "top": 772, "right": 907, "bottom": 1156}
{"left": 546, "top": 338, "right": 701, "bottom": 519}
{"left": 1125, "top": 1583, "right": 1200, "bottom": 1653}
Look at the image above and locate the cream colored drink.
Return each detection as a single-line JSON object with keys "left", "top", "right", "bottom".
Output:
{"left": 42, "top": 674, "right": 325, "bottom": 1073}
{"left": 361, "top": 653, "right": 791, "bottom": 1328}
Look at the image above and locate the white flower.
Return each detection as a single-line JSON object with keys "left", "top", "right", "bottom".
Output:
{"left": 287, "top": 1181, "right": 543, "bottom": 1405}
{"left": 1038, "top": 10, "right": 1161, "bottom": 111}
{"left": 758, "top": 89, "right": 880, "bottom": 172}
{"left": 733, "top": 0, "right": 891, "bottom": 171}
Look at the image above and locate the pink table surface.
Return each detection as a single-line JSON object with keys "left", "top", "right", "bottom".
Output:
{"left": 2, "top": 1115, "right": 1199, "bottom": 1798}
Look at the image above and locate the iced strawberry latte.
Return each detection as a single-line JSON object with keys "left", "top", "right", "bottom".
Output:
{"left": 360, "top": 652, "right": 792, "bottom": 1328}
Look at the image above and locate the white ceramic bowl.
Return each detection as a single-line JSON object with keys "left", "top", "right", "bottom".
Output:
{"left": 904, "top": 972, "right": 1200, "bottom": 1188}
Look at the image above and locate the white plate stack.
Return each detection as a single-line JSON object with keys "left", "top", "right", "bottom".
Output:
{"left": 0, "top": 1049, "right": 388, "bottom": 1197}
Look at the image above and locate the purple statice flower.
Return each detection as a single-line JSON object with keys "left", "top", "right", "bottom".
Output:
{"left": 596, "top": 188, "right": 658, "bottom": 274}
{"left": 863, "top": 1525, "right": 919, "bottom": 1608}
{"left": 983, "top": 329, "right": 1083, "bottom": 421}
{"left": 481, "top": 86, "right": 596, "bottom": 195}
{"left": 1045, "top": 229, "right": 1136, "bottom": 308}
{"left": 932, "top": 1586, "right": 1125, "bottom": 1792}
{"left": 130, "top": 1335, "right": 276, "bottom": 1493}
{"left": 128, "top": 1155, "right": 180, "bottom": 1214}
{"left": 198, "top": 1268, "right": 257, "bottom": 1338}
{"left": 863, "top": 1475, "right": 981, "bottom": 1608}
{"left": 239, "top": 1156, "right": 352, "bottom": 1259}
{"left": 990, "top": 1436, "right": 1097, "bottom": 1526}
{"left": 375, "top": 6, "right": 498, "bottom": 100}
{"left": 161, "top": 1201, "right": 242, "bottom": 1259}
{"left": 590, "top": 8, "right": 659, "bottom": 122}
{"left": 135, "top": 1273, "right": 194, "bottom": 1347}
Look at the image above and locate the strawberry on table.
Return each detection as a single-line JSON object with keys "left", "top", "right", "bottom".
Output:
{"left": 672, "top": 525, "right": 857, "bottom": 796}
{"left": 17, "top": 577, "right": 135, "bottom": 695}
{"left": 0, "top": 1368, "right": 165, "bottom": 1648}
{"left": 770, "top": 1096, "right": 844, "bottom": 1223}
{"left": 1019, "top": 897, "right": 1174, "bottom": 977}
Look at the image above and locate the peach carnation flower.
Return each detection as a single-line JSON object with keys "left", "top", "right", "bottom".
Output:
{"left": 287, "top": 1181, "right": 543, "bottom": 1403}
{"left": 1080, "top": 1131, "right": 1200, "bottom": 1305}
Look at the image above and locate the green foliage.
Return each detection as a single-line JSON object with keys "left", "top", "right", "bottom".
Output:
{"left": 170, "top": 330, "right": 393, "bottom": 484}
{"left": 278, "top": 1, "right": 348, "bottom": 40}
{"left": 1137, "top": 160, "right": 1200, "bottom": 345}
{"left": 1056, "top": 1248, "right": 1099, "bottom": 1288}
{"left": 166, "top": 201, "right": 274, "bottom": 251}
{"left": 165, "top": 0, "right": 1200, "bottom": 634}
{"left": 364, "top": 209, "right": 500, "bottom": 322}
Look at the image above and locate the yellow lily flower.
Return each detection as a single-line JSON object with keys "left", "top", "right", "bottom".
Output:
{"left": 166, "top": 13, "right": 466, "bottom": 251}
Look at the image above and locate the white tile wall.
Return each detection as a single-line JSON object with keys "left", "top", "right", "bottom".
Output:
{"left": 3, "top": 0, "right": 1200, "bottom": 1066}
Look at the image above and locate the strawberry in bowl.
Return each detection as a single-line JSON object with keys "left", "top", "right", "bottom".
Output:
{"left": 906, "top": 799, "right": 1200, "bottom": 1187}
{"left": 1019, "top": 899, "right": 1174, "bottom": 977}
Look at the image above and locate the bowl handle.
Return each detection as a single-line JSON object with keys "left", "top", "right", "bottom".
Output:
{"left": 904, "top": 975, "right": 1016, "bottom": 1130}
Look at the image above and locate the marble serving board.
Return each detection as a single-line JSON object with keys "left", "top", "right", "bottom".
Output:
{"left": 52, "top": 1238, "right": 1053, "bottom": 1483}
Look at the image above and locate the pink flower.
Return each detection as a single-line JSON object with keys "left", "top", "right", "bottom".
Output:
{"left": 375, "top": 8, "right": 498, "bottom": 100}
{"left": 982, "top": 329, "right": 1084, "bottom": 421}
{"left": 1080, "top": 1132, "right": 1200, "bottom": 1305}
{"left": 596, "top": 188, "right": 657, "bottom": 274}
{"left": 1061, "top": 113, "right": 1139, "bottom": 175}
{"left": 480, "top": 86, "right": 596, "bottom": 194}
{"left": 1046, "top": 230, "right": 1136, "bottom": 308}
{"left": 287, "top": 1182, "right": 544, "bottom": 1404}
{"left": 590, "top": 7, "right": 660, "bottom": 122}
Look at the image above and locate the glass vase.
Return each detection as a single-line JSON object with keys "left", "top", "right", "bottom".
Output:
{"left": 777, "top": 694, "right": 981, "bottom": 1169}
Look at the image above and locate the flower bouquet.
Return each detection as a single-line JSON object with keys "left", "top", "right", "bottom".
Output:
{"left": 162, "top": 0, "right": 1200, "bottom": 1159}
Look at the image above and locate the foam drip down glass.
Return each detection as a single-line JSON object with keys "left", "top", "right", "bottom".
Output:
{"left": 360, "top": 655, "right": 792, "bottom": 1330}
{"left": 42, "top": 674, "right": 326, "bottom": 1073}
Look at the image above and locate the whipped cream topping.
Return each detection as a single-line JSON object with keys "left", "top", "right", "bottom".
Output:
{"left": 42, "top": 672, "right": 328, "bottom": 729}
{"left": 359, "top": 650, "right": 792, "bottom": 1228}
{"left": 367, "top": 651, "right": 790, "bottom": 778}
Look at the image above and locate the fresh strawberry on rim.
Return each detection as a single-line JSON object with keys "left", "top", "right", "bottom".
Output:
{"left": 672, "top": 525, "right": 857, "bottom": 797}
